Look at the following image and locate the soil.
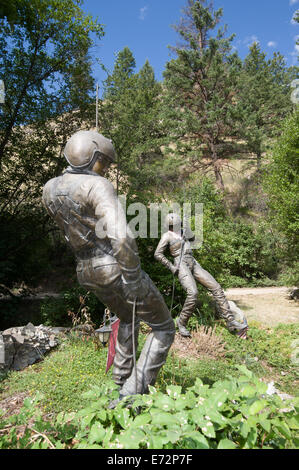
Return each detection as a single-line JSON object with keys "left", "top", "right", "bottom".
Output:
{"left": 225, "top": 286, "right": 299, "bottom": 327}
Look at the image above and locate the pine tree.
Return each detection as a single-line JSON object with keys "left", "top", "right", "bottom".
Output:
{"left": 103, "top": 46, "right": 136, "bottom": 99}
{"left": 100, "top": 50, "right": 163, "bottom": 198}
{"left": 236, "top": 43, "right": 295, "bottom": 170}
{"left": 263, "top": 108, "right": 299, "bottom": 264}
{"left": 161, "top": 0, "right": 242, "bottom": 191}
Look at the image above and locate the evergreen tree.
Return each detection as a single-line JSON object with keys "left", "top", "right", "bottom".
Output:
{"left": 161, "top": 0, "right": 242, "bottom": 191}
{"left": 263, "top": 108, "right": 299, "bottom": 250}
{"left": 103, "top": 46, "right": 136, "bottom": 99}
{"left": 236, "top": 43, "right": 295, "bottom": 170}
{"left": 100, "top": 50, "right": 164, "bottom": 198}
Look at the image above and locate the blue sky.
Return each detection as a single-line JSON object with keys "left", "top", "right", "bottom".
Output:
{"left": 82, "top": 0, "right": 299, "bottom": 93}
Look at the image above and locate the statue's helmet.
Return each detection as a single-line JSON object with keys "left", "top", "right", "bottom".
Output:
{"left": 165, "top": 213, "right": 182, "bottom": 226}
{"left": 164, "top": 212, "right": 182, "bottom": 233}
{"left": 64, "top": 130, "right": 116, "bottom": 169}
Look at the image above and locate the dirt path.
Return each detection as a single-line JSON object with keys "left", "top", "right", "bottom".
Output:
{"left": 225, "top": 287, "right": 299, "bottom": 327}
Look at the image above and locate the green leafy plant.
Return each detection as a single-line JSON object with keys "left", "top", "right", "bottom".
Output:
{"left": 40, "top": 286, "right": 105, "bottom": 327}
{"left": 0, "top": 366, "right": 298, "bottom": 449}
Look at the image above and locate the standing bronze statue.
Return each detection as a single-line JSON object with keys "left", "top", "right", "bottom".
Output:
{"left": 154, "top": 213, "right": 248, "bottom": 339}
{"left": 42, "top": 130, "right": 175, "bottom": 407}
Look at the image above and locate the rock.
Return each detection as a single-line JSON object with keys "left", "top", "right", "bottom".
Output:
{"left": 265, "top": 380, "right": 294, "bottom": 413}
{"left": 288, "top": 288, "right": 299, "bottom": 301}
{"left": 0, "top": 323, "right": 60, "bottom": 372}
{"left": 48, "top": 326, "right": 71, "bottom": 336}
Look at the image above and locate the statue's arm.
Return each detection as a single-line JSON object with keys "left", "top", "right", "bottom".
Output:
{"left": 88, "top": 179, "right": 142, "bottom": 285}
{"left": 154, "top": 233, "right": 177, "bottom": 274}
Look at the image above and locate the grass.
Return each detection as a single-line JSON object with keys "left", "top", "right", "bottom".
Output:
{"left": 0, "top": 321, "right": 298, "bottom": 418}
{"left": 0, "top": 336, "right": 112, "bottom": 414}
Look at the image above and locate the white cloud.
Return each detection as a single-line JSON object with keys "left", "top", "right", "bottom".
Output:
{"left": 244, "top": 35, "right": 260, "bottom": 47}
{"left": 290, "top": 0, "right": 299, "bottom": 6}
{"left": 139, "top": 6, "right": 148, "bottom": 20}
{"left": 267, "top": 41, "right": 277, "bottom": 47}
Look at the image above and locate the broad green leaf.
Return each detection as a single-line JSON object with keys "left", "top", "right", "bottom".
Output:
{"left": 236, "top": 365, "right": 253, "bottom": 378}
{"left": 247, "top": 427, "right": 258, "bottom": 448}
{"left": 97, "top": 409, "right": 107, "bottom": 422}
{"left": 240, "top": 421, "right": 250, "bottom": 438}
{"left": 194, "top": 378, "right": 204, "bottom": 388}
{"left": 133, "top": 413, "right": 151, "bottom": 427}
{"left": 173, "top": 411, "right": 192, "bottom": 430}
{"left": 166, "top": 385, "right": 182, "bottom": 398}
{"left": 174, "top": 397, "right": 189, "bottom": 411}
{"left": 201, "top": 422, "right": 216, "bottom": 439}
{"left": 148, "top": 385, "right": 157, "bottom": 395}
{"left": 76, "top": 407, "right": 96, "bottom": 417}
{"left": 206, "top": 390, "right": 228, "bottom": 408}
{"left": 77, "top": 443, "right": 102, "bottom": 449}
{"left": 154, "top": 395, "right": 175, "bottom": 412}
{"left": 148, "top": 434, "right": 168, "bottom": 449}
{"left": 88, "top": 423, "right": 106, "bottom": 444}
{"left": 151, "top": 412, "right": 178, "bottom": 427}
{"left": 286, "top": 416, "right": 299, "bottom": 430}
{"left": 102, "top": 426, "right": 114, "bottom": 447}
{"left": 81, "top": 413, "right": 96, "bottom": 428}
{"left": 249, "top": 399, "right": 267, "bottom": 415}
{"left": 183, "top": 431, "right": 210, "bottom": 449}
{"left": 259, "top": 418, "right": 271, "bottom": 433}
{"left": 165, "top": 429, "right": 182, "bottom": 444}
{"left": 274, "top": 421, "right": 293, "bottom": 440}
{"left": 239, "top": 385, "right": 256, "bottom": 397}
{"left": 217, "top": 439, "right": 237, "bottom": 449}
{"left": 114, "top": 408, "right": 131, "bottom": 428}
{"left": 118, "top": 428, "right": 146, "bottom": 449}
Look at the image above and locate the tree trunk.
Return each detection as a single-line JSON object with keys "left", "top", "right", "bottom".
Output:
{"left": 257, "top": 151, "right": 262, "bottom": 171}
{"left": 214, "top": 166, "right": 225, "bottom": 192}
{"left": 210, "top": 142, "right": 225, "bottom": 192}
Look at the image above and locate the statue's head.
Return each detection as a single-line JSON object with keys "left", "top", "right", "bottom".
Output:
{"left": 164, "top": 212, "right": 182, "bottom": 234}
{"left": 64, "top": 130, "right": 116, "bottom": 175}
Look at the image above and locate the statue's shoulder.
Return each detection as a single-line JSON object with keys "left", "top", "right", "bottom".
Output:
{"left": 42, "top": 176, "right": 61, "bottom": 199}
{"left": 160, "top": 231, "right": 172, "bottom": 243}
{"left": 80, "top": 174, "right": 115, "bottom": 196}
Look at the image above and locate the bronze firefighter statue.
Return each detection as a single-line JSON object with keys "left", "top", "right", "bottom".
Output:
{"left": 154, "top": 213, "right": 248, "bottom": 339}
{"left": 42, "top": 130, "right": 175, "bottom": 408}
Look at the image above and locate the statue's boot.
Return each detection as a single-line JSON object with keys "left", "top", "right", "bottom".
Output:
{"left": 114, "top": 317, "right": 175, "bottom": 398}
{"left": 176, "top": 315, "right": 191, "bottom": 337}
{"left": 212, "top": 289, "right": 249, "bottom": 339}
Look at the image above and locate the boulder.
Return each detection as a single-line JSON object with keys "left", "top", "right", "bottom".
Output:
{"left": 288, "top": 288, "right": 299, "bottom": 301}
{"left": 0, "top": 323, "right": 67, "bottom": 371}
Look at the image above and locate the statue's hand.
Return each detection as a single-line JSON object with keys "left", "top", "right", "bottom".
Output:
{"left": 170, "top": 265, "right": 179, "bottom": 276}
{"left": 122, "top": 276, "right": 149, "bottom": 301}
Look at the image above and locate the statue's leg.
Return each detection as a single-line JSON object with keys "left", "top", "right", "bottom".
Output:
{"left": 192, "top": 261, "right": 248, "bottom": 337}
{"left": 119, "top": 272, "right": 175, "bottom": 396}
{"left": 77, "top": 263, "right": 175, "bottom": 396}
{"left": 176, "top": 261, "right": 198, "bottom": 336}
{"left": 112, "top": 318, "right": 140, "bottom": 388}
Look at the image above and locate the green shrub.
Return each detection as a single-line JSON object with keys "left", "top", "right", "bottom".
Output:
{"left": 40, "top": 286, "right": 105, "bottom": 327}
{"left": 1, "top": 366, "right": 298, "bottom": 449}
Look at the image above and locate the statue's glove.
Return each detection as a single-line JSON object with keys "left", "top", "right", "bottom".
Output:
{"left": 170, "top": 265, "right": 179, "bottom": 276}
{"left": 122, "top": 275, "right": 149, "bottom": 301}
